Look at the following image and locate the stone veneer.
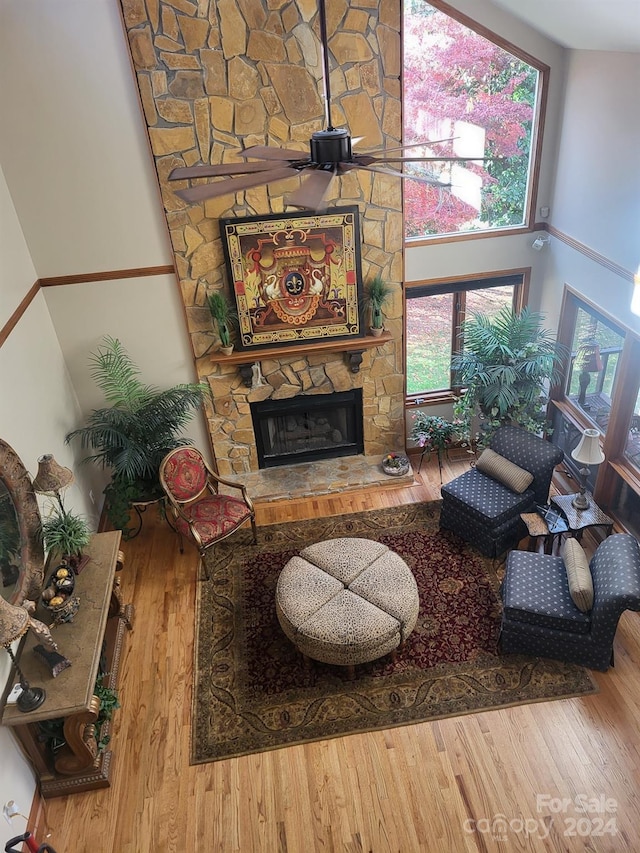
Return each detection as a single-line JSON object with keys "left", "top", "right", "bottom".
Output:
{"left": 118, "top": 0, "right": 404, "bottom": 476}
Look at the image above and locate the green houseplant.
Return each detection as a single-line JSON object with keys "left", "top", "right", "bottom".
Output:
{"left": 207, "top": 290, "right": 237, "bottom": 354}
{"left": 66, "top": 336, "right": 207, "bottom": 536}
{"left": 451, "top": 306, "right": 564, "bottom": 447}
{"left": 363, "top": 274, "right": 393, "bottom": 335}
{"left": 40, "top": 507, "right": 91, "bottom": 566}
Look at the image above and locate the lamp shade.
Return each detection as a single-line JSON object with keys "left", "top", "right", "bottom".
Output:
{"left": 571, "top": 429, "right": 605, "bottom": 466}
{"left": 32, "top": 454, "right": 74, "bottom": 495}
{"left": 0, "top": 596, "right": 30, "bottom": 648}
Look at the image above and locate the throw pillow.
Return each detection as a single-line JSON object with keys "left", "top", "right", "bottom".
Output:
{"left": 562, "top": 537, "right": 594, "bottom": 612}
{"left": 476, "top": 448, "right": 534, "bottom": 493}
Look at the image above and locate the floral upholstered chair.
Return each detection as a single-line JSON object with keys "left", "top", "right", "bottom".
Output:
{"left": 159, "top": 447, "right": 257, "bottom": 579}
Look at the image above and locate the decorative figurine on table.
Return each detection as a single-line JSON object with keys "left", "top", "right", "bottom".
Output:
{"left": 21, "top": 600, "right": 72, "bottom": 678}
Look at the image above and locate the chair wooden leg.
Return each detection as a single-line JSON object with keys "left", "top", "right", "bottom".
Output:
{"left": 200, "top": 552, "right": 209, "bottom": 581}
{"left": 250, "top": 516, "right": 257, "bottom": 543}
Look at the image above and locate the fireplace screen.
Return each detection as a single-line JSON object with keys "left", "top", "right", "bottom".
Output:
{"left": 251, "top": 390, "right": 364, "bottom": 468}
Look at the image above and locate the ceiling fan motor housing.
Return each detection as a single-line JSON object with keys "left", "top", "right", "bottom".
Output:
{"left": 310, "top": 129, "right": 352, "bottom": 166}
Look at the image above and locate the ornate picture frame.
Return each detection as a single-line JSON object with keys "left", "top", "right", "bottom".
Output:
{"left": 220, "top": 206, "right": 365, "bottom": 351}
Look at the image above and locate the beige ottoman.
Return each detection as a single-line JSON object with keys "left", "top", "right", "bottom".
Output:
{"left": 275, "top": 537, "right": 419, "bottom": 677}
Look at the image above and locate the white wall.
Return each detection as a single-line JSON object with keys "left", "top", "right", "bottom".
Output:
{"left": 539, "top": 49, "right": 640, "bottom": 334}
{"left": 0, "top": 167, "right": 87, "bottom": 849}
{"left": 43, "top": 276, "right": 210, "bottom": 454}
{"left": 0, "top": 0, "right": 172, "bottom": 276}
{"left": 549, "top": 50, "right": 640, "bottom": 273}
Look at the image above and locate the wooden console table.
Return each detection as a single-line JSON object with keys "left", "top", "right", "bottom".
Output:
{"left": 1, "top": 531, "right": 133, "bottom": 797}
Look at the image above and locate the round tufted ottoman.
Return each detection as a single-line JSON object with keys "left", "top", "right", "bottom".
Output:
{"left": 275, "top": 537, "right": 419, "bottom": 677}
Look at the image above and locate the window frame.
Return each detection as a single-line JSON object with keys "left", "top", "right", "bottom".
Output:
{"left": 404, "top": 268, "right": 529, "bottom": 405}
{"left": 550, "top": 286, "right": 640, "bottom": 524}
{"left": 402, "top": 0, "right": 550, "bottom": 246}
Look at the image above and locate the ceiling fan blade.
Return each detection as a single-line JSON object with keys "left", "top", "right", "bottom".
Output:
{"left": 170, "top": 161, "right": 288, "bottom": 180}
{"left": 286, "top": 168, "right": 336, "bottom": 209}
{"left": 175, "top": 166, "right": 297, "bottom": 203}
{"left": 368, "top": 155, "right": 492, "bottom": 163}
{"left": 355, "top": 163, "right": 451, "bottom": 188}
{"left": 358, "top": 137, "right": 458, "bottom": 156}
{"left": 241, "top": 145, "right": 309, "bottom": 162}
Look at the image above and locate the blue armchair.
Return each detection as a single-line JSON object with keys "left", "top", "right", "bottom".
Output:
{"left": 500, "top": 533, "right": 640, "bottom": 671}
{"left": 440, "top": 426, "right": 563, "bottom": 558}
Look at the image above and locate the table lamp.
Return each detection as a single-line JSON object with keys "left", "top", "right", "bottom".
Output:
{"left": 0, "top": 596, "right": 46, "bottom": 712}
{"left": 571, "top": 428, "right": 605, "bottom": 509}
{"left": 32, "top": 454, "right": 74, "bottom": 512}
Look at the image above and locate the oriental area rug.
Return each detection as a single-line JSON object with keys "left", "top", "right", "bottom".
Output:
{"left": 192, "top": 502, "right": 597, "bottom": 763}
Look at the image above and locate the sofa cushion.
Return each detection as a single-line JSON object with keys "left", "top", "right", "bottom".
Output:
{"left": 502, "top": 550, "right": 591, "bottom": 635}
{"left": 562, "top": 537, "right": 594, "bottom": 612}
{"left": 476, "top": 448, "right": 534, "bottom": 494}
{"left": 441, "top": 468, "right": 533, "bottom": 526}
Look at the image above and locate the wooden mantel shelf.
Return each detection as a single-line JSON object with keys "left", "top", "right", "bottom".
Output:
{"left": 210, "top": 331, "right": 392, "bottom": 365}
{"left": 209, "top": 331, "right": 392, "bottom": 385}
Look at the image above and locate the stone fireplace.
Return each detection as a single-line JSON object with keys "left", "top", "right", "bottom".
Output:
{"left": 118, "top": 0, "right": 405, "bottom": 481}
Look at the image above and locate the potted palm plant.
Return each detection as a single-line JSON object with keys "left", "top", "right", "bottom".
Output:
{"left": 451, "top": 306, "right": 564, "bottom": 447}
{"left": 66, "top": 336, "right": 207, "bottom": 537}
{"left": 363, "top": 274, "right": 393, "bottom": 336}
{"left": 207, "top": 291, "right": 237, "bottom": 355}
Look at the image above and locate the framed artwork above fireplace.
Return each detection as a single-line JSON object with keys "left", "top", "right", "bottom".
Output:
{"left": 220, "top": 206, "right": 365, "bottom": 351}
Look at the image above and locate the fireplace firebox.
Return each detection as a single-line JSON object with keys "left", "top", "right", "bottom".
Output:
{"left": 250, "top": 390, "right": 364, "bottom": 469}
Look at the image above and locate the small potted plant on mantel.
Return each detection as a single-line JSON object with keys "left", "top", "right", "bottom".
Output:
{"left": 364, "top": 274, "right": 393, "bottom": 336}
{"left": 207, "top": 291, "right": 237, "bottom": 355}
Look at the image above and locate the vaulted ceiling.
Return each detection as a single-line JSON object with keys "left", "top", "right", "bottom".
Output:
{"left": 489, "top": 0, "right": 640, "bottom": 52}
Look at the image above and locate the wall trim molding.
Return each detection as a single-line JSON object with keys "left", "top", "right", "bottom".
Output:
{"left": 0, "top": 264, "right": 176, "bottom": 349}
{"left": 545, "top": 224, "right": 634, "bottom": 282}
{"left": 39, "top": 264, "right": 175, "bottom": 287}
{"left": 0, "top": 280, "right": 40, "bottom": 349}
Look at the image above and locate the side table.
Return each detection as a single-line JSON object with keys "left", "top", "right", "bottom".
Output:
{"left": 520, "top": 508, "right": 568, "bottom": 555}
{"left": 551, "top": 493, "right": 614, "bottom": 543}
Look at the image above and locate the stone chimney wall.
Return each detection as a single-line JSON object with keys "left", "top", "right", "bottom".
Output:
{"left": 118, "top": 0, "right": 405, "bottom": 475}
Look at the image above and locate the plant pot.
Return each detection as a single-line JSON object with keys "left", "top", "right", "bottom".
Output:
{"left": 381, "top": 453, "right": 410, "bottom": 476}
{"left": 369, "top": 326, "right": 384, "bottom": 337}
{"left": 220, "top": 344, "right": 234, "bottom": 355}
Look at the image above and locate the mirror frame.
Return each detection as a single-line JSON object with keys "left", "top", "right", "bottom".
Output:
{"left": 0, "top": 439, "right": 44, "bottom": 604}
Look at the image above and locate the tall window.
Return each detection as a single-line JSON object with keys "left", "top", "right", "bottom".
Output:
{"left": 551, "top": 291, "right": 640, "bottom": 537}
{"left": 405, "top": 274, "right": 525, "bottom": 397}
{"left": 403, "top": 1, "right": 546, "bottom": 240}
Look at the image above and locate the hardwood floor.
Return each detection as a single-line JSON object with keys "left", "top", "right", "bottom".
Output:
{"left": 38, "top": 455, "right": 640, "bottom": 852}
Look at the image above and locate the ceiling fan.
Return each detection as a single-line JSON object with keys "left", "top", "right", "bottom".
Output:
{"left": 169, "top": 0, "right": 487, "bottom": 211}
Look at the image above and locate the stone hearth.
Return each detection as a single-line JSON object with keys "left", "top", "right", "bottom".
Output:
{"left": 223, "top": 453, "right": 414, "bottom": 503}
